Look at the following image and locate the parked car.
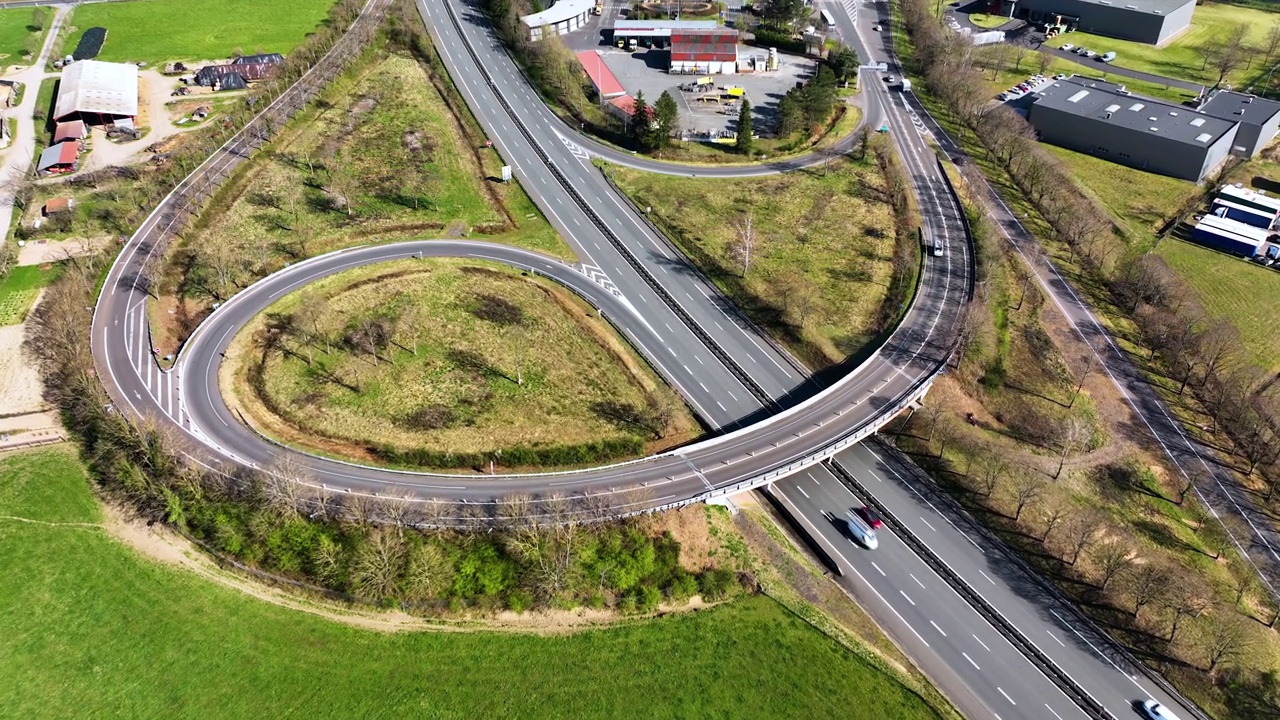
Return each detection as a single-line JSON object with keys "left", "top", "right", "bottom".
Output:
{"left": 1054, "top": 73, "right": 1067, "bottom": 80}
{"left": 1060, "top": 42, "right": 1074, "bottom": 51}
{"left": 998, "top": 92, "right": 1010, "bottom": 100}
{"left": 872, "top": 24, "right": 882, "bottom": 31}
{"left": 1101, "top": 51, "right": 1116, "bottom": 62}
{"left": 1075, "top": 46, "right": 1089, "bottom": 55}
{"left": 1085, "top": 50, "right": 1098, "bottom": 58}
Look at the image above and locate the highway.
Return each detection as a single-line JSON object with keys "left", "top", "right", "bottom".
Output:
{"left": 82, "top": 0, "right": 1212, "bottom": 718}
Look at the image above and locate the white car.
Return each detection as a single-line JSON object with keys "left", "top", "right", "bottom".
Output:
{"left": 845, "top": 511, "right": 879, "bottom": 550}
{"left": 1060, "top": 43, "right": 1075, "bottom": 51}
{"left": 1140, "top": 700, "right": 1183, "bottom": 720}
{"left": 1085, "top": 50, "right": 1098, "bottom": 58}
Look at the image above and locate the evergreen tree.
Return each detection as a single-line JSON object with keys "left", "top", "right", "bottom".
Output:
{"left": 735, "top": 98, "right": 754, "bottom": 154}
{"left": 630, "top": 91, "right": 652, "bottom": 150}
{"left": 776, "top": 94, "right": 805, "bottom": 138}
{"left": 654, "top": 91, "right": 679, "bottom": 147}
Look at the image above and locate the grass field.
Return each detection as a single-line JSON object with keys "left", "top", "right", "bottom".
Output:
{"left": 1043, "top": 144, "right": 1200, "bottom": 240}
{"left": 966, "top": 12, "right": 1010, "bottom": 28}
{"left": 978, "top": 52, "right": 1196, "bottom": 105}
{"left": 0, "top": 263, "right": 62, "bottom": 325}
{"left": 0, "top": 7, "right": 45, "bottom": 63}
{"left": 1156, "top": 237, "right": 1280, "bottom": 372}
{"left": 160, "top": 51, "right": 568, "bottom": 358}
{"left": 230, "top": 258, "right": 699, "bottom": 465}
{"left": 609, "top": 154, "right": 899, "bottom": 370}
{"left": 60, "top": 0, "right": 336, "bottom": 65}
{"left": 0, "top": 446, "right": 945, "bottom": 720}
{"left": 1043, "top": 2, "right": 1280, "bottom": 86}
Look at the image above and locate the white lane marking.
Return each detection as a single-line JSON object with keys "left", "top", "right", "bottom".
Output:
{"left": 997, "top": 687, "right": 1016, "bottom": 705}
{"left": 979, "top": 569, "right": 996, "bottom": 585}
{"left": 919, "top": 516, "right": 937, "bottom": 532}
{"left": 929, "top": 620, "right": 947, "bottom": 637}
{"left": 972, "top": 634, "right": 991, "bottom": 652}
{"left": 870, "top": 561, "right": 886, "bottom": 576}
{"left": 962, "top": 652, "right": 980, "bottom": 670}
{"left": 796, "top": 485, "right": 810, "bottom": 499}
{"left": 909, "top": 573, "right": 926, "bottom": 589}
{"left": 1045, "top": 704, "right": 1066, "bottom": 720}
{"left": 1048, "top": 630, "right": 1066, "bottom": 647}
{"left": 899, "top": 590, "right": 916, "bottom": 606}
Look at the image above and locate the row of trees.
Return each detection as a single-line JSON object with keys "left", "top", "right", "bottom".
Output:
{"left": 629, "top": 90, "right": 679, "bottom": 152}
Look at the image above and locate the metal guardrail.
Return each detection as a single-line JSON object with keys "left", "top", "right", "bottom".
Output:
{"left": 824, "top": 457, "right": 1113, "bottom": 720}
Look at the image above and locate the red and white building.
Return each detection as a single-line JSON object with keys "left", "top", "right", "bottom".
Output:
{"left": 670, "top": 29, "right": 738, "bottom": 75}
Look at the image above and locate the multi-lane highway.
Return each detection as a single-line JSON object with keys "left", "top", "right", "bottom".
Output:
{"left": 84, "top": 0, "right": 1213, "bottom": 718}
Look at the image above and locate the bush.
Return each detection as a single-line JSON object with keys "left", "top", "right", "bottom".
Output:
{"left": 698, "top": 568, "right": 736, "bottom": 601}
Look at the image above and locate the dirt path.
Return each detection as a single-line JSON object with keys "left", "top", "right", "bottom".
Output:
{"left": 79, "top": 70, "right": 197, "bottom": 173}
{"left": 16, "top": 235, "right": 111, "bottom": 266}
{"left": 0, "top": 290, "right": 51, "bottom": 417}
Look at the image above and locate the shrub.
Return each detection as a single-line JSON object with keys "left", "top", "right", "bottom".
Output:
{"left": 698, "top": 568, "right": 736, "bottom": 601}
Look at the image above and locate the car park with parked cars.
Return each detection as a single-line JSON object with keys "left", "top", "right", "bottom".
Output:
{"left": 1060, "top": 43, "right": 1074, "bottom": 51}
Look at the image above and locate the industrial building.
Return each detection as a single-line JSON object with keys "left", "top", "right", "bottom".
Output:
{"left": 1027, "top": 77, "right": 1238, "bottom": 181}
{"left": 610, "top": 19, "right": 718, "bottom": 48}
{"left": 985, "top": 0, "right": 1194, "bottom": 44}
{"left": 1196, "top": 90, "right": 1280, "bottom": 158}
{"left": 1190, "top": 214, "right": 1275, "bottom": 259}
{"left": 577, "top": 50, "right": 626, "bottom": 99}
{"left": 53, "top": 60, "right": 138, "bottom": 125}
{"left": 669, "top": 29, "right": 738, "bottom": 74}
{"left": 521, "top": 0, "right": 594, "bottom": 41}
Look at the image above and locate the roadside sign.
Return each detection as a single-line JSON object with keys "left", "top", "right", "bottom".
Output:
{"left": 501, "top": 165, "right": 512, "bottom": 182}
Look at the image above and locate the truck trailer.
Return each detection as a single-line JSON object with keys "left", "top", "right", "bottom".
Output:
{"left": 1191, "top": 214, "right": 1269, "bottom": 258}
{"left": 1211, "top": 199, "right": 1276, "bottom": 230}
{"left": 1217, "top": 184, "right": 1280, "bottom": 216}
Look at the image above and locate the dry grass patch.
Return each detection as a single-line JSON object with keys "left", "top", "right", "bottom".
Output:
{"left": 228, "top": 258, "right": 699, "bottom": 469}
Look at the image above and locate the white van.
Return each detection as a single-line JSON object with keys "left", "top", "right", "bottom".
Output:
{"left": 1140, "top": 700, "right": 1183, "bottom": 720}
{"left": 1101, "top": 51, "right": 1117, "bottom": 63}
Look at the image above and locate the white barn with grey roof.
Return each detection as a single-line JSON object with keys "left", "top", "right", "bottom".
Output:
{"left": 54, "top": 60, "right": 138, "bottom": 125}
{"left": 1027, "top": 76, "right": 1237, "bottom": 181}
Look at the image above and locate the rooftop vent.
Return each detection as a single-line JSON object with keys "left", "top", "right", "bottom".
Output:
{"left": 1148, "top": 116, "right": 1158, "bottom": 121}
{"left": 1247, "top": 96, "right": 1255, "bottom": 103}
{"left": 1236, "top": 109, "right": 1246, "bottom": 115}
{"left": 1150, "top": 127, "right": 1159, "bottom": 132}
{"left": 1105, "top": 112, "right": 1113, "bottom": 119}
{"left": 1169, "top": 111, "right": 1178, "bottom": 116}
{"left": 1125, "top": 4, "right": 1136, "bottom": 7}
{"left": 1129, "top": 103, "right": 1145, "bottom": 112}
{"left": 1190, "top": 117, "right": 1205, "bottom": 126}
{"left": 1196, "top": 132, "right": 1213, "bottom": 143}
{"left": 1153, "top": 9, "right": 1161, "bottom": 13}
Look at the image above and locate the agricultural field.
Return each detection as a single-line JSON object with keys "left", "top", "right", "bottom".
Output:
{"left": 0, "top": 264, "right": 62, "bottom": 326}
{"left": 1156, "top": 237, "right": 1280, "bottom": 372}
{"left": 0, "top": 446, "right": 946, "bottom": 720}
{"left": 227, "top": 258, "right": 700, "bottom": 469}
{"left": 1043, "top": 2, "right": 1280, "bottom": 86}
{"left": 609, "top": 151, "right": 901, "bottom": 370}
{"left": 59, "top": 0, "right": 336, "bottom": 65}
{"left": 0, "top": 6, "right": 47, "bottom": 64}
{"left": 157, "top": 51, "right": 568, "bottom": 358}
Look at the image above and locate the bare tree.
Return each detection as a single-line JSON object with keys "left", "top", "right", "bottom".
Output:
{"left": 1090, "top": 538, "right": 1134, "bottom": 592}
{"left": 977, "top": 449, "right": 1010, "bottom": 497}
{"left": 1067, "top": 352, "right": 1095, "bottom": 409}
{"left": 1201, "top": 613, "right": 1251, "bottom": 674}
{"left": 1009, "top": 473, "right": 1045, "bottom": 522}
{"left": 1036, "top": 49, "right": 1052, "bottom": 76}
{"left": 1265, "top": 20, "right": 1280, "bottom": 64}
{"left": 1195, "top": 321, "right": 1240, "bottom": 388}
{"left": 1053, "top": 415, "right": 1091, "bottom": 479}
{"left": 1012, "top": 44, "right": 1029, "bottom": 71}
{"left": 1228, "top": 561, "right": 1257, "bottom": 609}
{"left": 726, "top": 211, "right": 762, "bottom": 277}
{"left": 1061, "top": 508, "right": 1108, "bottom": 565}
{"left": 401, "top": 540, "right": 448, "bottom": 602}
{"left": 262, "top": 454, "right": 311, "bottom": 517}
{"left": 1038, "top": 494, "right": 1071, "bottom": 542}
{"left": 1128, "top": 561, "right": 1175, "bottom": 620}
{"left": 1163, "top": 576, "right": 1211, "bottom": 642}
{"left": 350, "top": 529, "right": 406, "bottom": 599}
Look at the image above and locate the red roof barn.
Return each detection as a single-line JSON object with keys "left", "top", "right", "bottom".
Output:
{"left": 670, "top": 29, "right": 738, "bottom": 74}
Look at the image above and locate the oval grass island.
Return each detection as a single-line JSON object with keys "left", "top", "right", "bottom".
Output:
{"left": 222, "top": 257, "right": 701, "bottom": 471}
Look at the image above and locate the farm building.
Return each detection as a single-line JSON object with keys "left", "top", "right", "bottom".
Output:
{"left": 53, "top": 120, "right": 87, "bottom": 145}
{"left": 42, "top": 197, "right": 76, "bottom": 216}
{"left": 36, "top": 142, "right": 79, "bottom": 175}
{"left": 1217, "top": 184, "right": 1280, "bottom": 215}
{"left": 983, "top": 0, "right": 1193, "bottom": 44}
{"left": 195, "top": 62, "right": 277, "bottom": 90}
{"left": 577, "top": 50, "right": 626, "bottom": 99}
{"left": 1211, "top": 198, "right": 1277, "bottom": 230}
{"left": 53, "top": 60, "right": 138, "bottom": 126}
{"left": 1190, "top": 214, "right": 1272, "bottom": 258}
{"left": 520, "top": 0, "right": 594, "bottom": 41}
{"left": 1197, "top": 90, "right": 1280, "bottom": 158}
{"left": 670, "top": 29, "right": 739, "bottom": 74}
{"left": 611, "top": 19, "right": 718, "bottom": 48}
{"left": 235, "top": 53, "right": 285, "bottom": 66}
{"left": 606, "top": 94, "right": 656, "bottom": 129}
{"left": 1027, "top": 76, "right": 1237, "bottom": 181}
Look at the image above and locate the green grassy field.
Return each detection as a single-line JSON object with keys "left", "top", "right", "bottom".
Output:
{"left": 979, "top": 53, "right": 1197, "bottom": 105}
{"left": 1156, "top": 237, "right": 1280, "bottom": 372}
{"left": 231, "top": 258, "right": 700, "bottom": 465}
{"left": 1044, "top": 2, "right": 1280, "bottom": 86}
{"left": 966, "top": 12, "right": 1010, "bottom": 28}
{"left": 609, "top": 153, "right": 899, "bottom": 370}
{"left": 0, "top": 446, "right": 944, "bottom": 720}
{"left": 0, "top": 7, "right": 45, "bottom": 62}
{"left": 0, "top": 263, "right": 62, "bottom": 325}
{"left": 1043, "top": 144, "right": 1199, "bottom": 239}
{"left": 60, "top": 0, "right": 336, "bottom": 65}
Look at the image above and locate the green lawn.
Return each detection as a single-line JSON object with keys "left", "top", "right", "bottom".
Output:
{"left": 1043, "top": 144, "right": 1200, "bottom": 240}
{"left": 1044, "top": 2, "right": 1280, "bottom": 86}
{"left": 0, "top": 6, "right": 46, "bottom": 62}
{"left": 0, "top": 446, "right": 944, "bottom": 720}
{"left": 978, "top": 52, "right": 1198, "bottom": 105}
{"left": 1156, "top": 237, "right": 1280, "bottom": 372}
{"left": 0, "top": 263, "right": 62, "bottom": 325}
{"left": 60, "top": 0, "right": 337, "bottom": 65}
{"left": 966, "top": 12, "right": 1010, "bottom": 28}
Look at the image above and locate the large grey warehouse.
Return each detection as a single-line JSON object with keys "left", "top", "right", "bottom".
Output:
{"left": 998, "top": 0, "right": 1194, "bottom": 45}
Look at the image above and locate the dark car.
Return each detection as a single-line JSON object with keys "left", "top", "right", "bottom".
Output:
{"left": 856, "top": 506, "right": 884, "bottom": 530}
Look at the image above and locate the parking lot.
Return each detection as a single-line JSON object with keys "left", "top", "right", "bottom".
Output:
{"left": 596, "top": 48, "right": 817, "bottom": 139}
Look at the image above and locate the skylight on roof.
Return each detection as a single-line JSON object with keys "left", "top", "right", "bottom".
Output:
{"left": 1196, "top": 132, "right": 1213, "bottom": 143}
{"left": 1068, "top": 90, "right": 1090, "bottom": 103}
{"left": 1190, "top": 117, "right": 1205, "bottom": 126}
{"left": 1128, "top": 103, "right": 1145, "bottom": 112}
{"left": 1105, "top": 104, "right": 1121, "bottom": 113}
